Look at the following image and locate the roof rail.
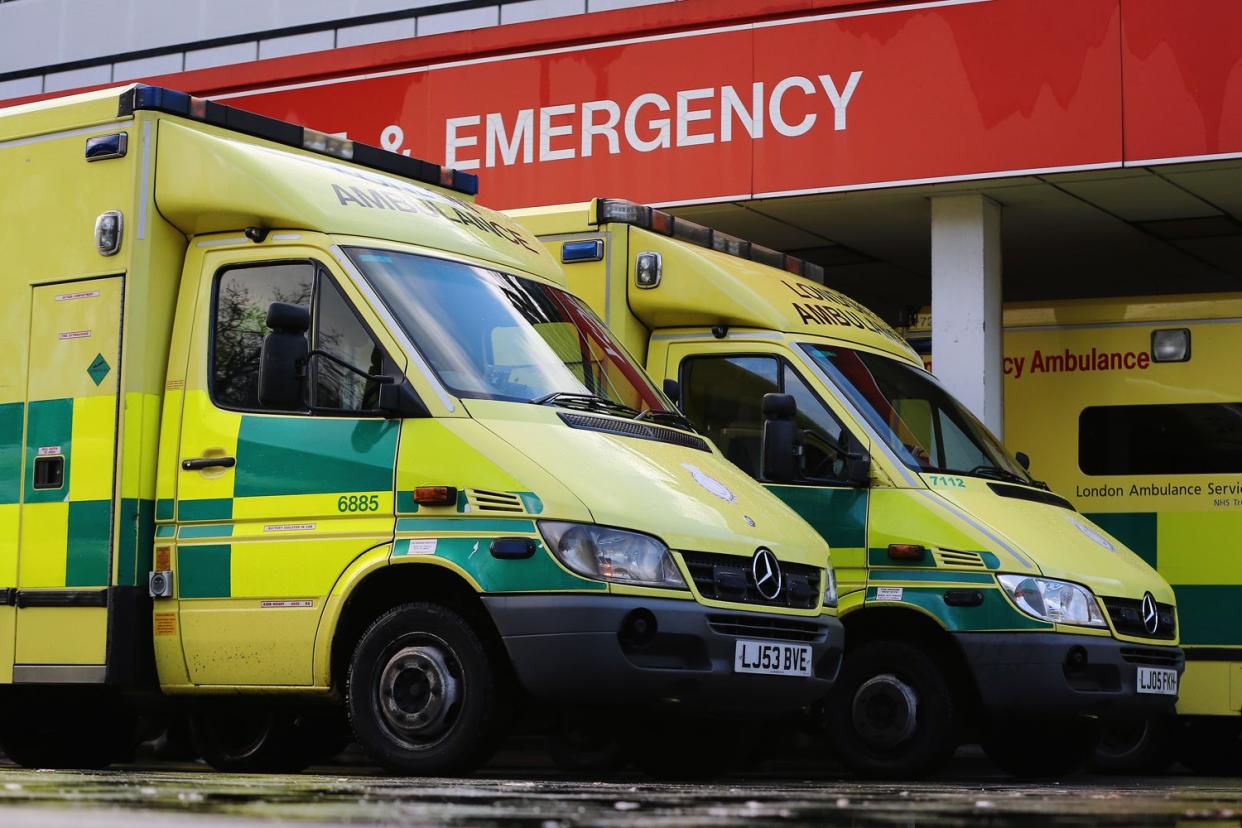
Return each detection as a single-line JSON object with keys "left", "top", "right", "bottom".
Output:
{"left": 592, "top": 197, "right": 825, "bottom": 283}
{"left": 118, "top": 85, "right": 478, "bottom": 197}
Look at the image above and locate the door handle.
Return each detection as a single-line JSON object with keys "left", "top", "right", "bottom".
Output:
{"left": 182, "top": 456, "right": 236, "bottom": 471}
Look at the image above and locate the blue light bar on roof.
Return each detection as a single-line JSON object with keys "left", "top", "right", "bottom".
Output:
{"left": 117, "top": 84, "right": 479, "bottom": 197}
{"left": 594, "top": 198, "right": 825, "bottom": 283}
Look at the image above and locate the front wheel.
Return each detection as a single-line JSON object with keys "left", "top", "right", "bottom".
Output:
{"left": 347, "top": 602, "right": 509, "bottom": 775}
{"left": 1091, "top": 714, "right": 1177, "bottom": 774}
{"left": 825, "top": 640, "right": 958, "bottom": 778}
{"left": 982, "top": 716, "right": 1098, "bottom": 777}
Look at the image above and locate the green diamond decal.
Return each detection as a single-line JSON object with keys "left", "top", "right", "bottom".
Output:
{"left": 87, "top": 353, "right": 110, "bottom": 386}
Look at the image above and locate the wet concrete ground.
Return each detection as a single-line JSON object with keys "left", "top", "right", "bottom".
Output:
{"left": 0, "top": 761, "right": 1240, "bottom": 827}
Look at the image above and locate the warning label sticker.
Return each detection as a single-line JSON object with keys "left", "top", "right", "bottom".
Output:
{"left": 37, "top": 446, "right": 61, "bottom": 456}
{"left": 261, "top": 600, "right": 314, "bottom": 609}
{"left": 58, "top": 330, "right": 91, "bottom": 340}
{"left": 55, "top": 290, "right": 100, "bottom": 302}
{"left": 263, "top": 523, "right": 316, "bottom": 532}
{"left": 154, "top": 613, "right": 176, "bottom": 636}
{"left": 875, "top": 587, "right": 904, "bottom": 602}
{"left": 401, "top": 538, "right": 438, "bottom": 556}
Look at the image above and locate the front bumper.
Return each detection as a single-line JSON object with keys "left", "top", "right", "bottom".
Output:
{"left": 484, "top": 594, "right": 844, "bottom": 714}
{"left": 956, "top": 631, "right": 1184, "bottom": 717}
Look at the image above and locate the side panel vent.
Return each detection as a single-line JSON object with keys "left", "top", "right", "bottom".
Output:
{"left": 934, "top": 549, "right": 987, "bottom": 569}
{"left": 468, "top": 489, "right": 525, "bottom": 513}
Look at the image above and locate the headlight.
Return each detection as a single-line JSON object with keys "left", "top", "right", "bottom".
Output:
{"left": 824, "top": 566, "right": 838, "bottom": 608}
{"left": 998, "top": 575, "right": 1106, "bottom": 627}
{"left": 539, "top": 522, "right": 687, "bottom": 589}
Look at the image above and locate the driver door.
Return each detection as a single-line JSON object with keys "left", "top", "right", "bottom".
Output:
{"left": 665, "top": 343, "right": 870, "bottom": 602}
{"left": 174, "top": 250, "right": 402, "bottom": 686}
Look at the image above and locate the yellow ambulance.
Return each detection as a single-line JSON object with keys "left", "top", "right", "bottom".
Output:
{"left": 0, "top": 87, "right": 845, "bottom": 776}
{"left": 907, "top": 294, "right": 1241, "bottom": 774}
{"left": 509, "top": 198, "right": 1185, "bottom": 777}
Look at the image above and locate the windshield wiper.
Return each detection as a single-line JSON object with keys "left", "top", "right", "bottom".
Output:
{"left": 533, "top": 391, "right": 640, "bottom": 418}
{"left": 965, "top": 464, "right": 1029, "bottom": 485}
{"left": 634, "top": 408, "right": 695, "bottom": 431}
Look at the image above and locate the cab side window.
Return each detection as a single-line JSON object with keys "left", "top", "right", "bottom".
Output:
{"left": 213, "top": 262, "right": 314, "bottom": 410}
{"left": 681, "top": 355, "right": 849, "bottom": 482}
{"left": 682, "top": 357, "right": 777, "bottom": 476}
{"left": 312, "top": 277, "right": 384, "bottom": 411}
{"left": 211, "top": 262, "right": 384, "bottom": 413}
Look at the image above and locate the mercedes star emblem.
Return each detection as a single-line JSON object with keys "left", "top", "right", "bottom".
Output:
{"left": 751, "top": 547, "right": 783, "bottom": 600}
{"left": 1141, "top": 592, "right": 1159, "bottom": 635}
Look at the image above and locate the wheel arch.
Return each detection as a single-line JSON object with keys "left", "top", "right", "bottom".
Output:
{"left": 841, "top": 605, "right": 985, "bottom": 730}
{"left": 322, "top": 556, "right": 506, "bottom": 695}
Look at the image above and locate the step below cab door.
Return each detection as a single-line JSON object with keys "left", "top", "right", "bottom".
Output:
{"left": 663, "top": 340, "right": 871, "bottom": 603}
{"left": 15, "top": 276, "right": 124, "bottom": 684}
{"left": 170, "top": 247, "right": 403, "bottom": 687}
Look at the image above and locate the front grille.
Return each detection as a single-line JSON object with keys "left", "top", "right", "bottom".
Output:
{"left": 1120, "top": 646, "right": 1182, "bottom": 668}
{"left": 1101, "top": 596, "right": 1177, "bottom": 640}
{"left": 559, "top": 412, "right": 710, "bottom": 452}
{"left": 681, "top": 551, "right": 821, "bottom": 610}
{"left": 707, "top": 614, "right": 827, "bottom": 643}
{"left": 468, "top": 489, "right": 525, "bottom": 513}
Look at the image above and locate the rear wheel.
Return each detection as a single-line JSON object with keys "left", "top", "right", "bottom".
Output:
{"left": 825, "top": 640, "right": 958, "bottom": 778}
{"left": 1091, "top": 714, "right": 1177, "bottom": 774}
{"left": 546, "top": 710, "right": 626, "bottom": 773}
{"left": 982, "top": 716, "right": 1098, "bottom": 777}
{"left": 189, "top": 705, "right": 323, "bottom": 773}
{"left": 623, "top": 715, "right": 752, "bottom": 780}
{"left": 347, "top": 602, "right": 509, "bottom": 775}
{"left": 0, "top": 688, "right": 137, "bottom": 770}
{"left": 1178, "top": 717, "right": 1242, "bottom": 775}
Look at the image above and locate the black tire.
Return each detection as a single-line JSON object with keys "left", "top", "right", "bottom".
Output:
{"left": 546, "top": 710, "right": 626, "bottom": 773}
{"left": 1178, "top": 717, "right": 1242, "bottom": 775}
{"left": 0, "top": 689, "right": 136, "bottom": 770}
{"left": 825, "top": 640, "right": 958, "bottom": 779}
{"left": 347, "top": 602, "right": 509, "bottom": 775}
{"left": 982, "top": 716, "right": 1098, "bottom": 778}
{"left": 1091, "top": 714, "right": 1177, "bottom": 774}
{"left": 189, "top": 705, "right": 317, "bottom": 773}
{"left": 623, "top": 716, "right": 751, "bottom": 781}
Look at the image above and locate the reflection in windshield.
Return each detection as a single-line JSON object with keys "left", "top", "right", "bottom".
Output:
{"left": 344, "top": 247, "right": 668, "bottom": 414}
{"left": 803, "top": 344, "right": 1029, "bottom": 482}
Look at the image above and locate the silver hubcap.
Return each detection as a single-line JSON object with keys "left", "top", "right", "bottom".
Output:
{"left": 853, "top": 673, "right": 919, "bottom": 749}
{"left": 378, "top": 644, "right": 461, "bottom": 744}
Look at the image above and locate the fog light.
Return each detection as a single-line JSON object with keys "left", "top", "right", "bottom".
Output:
{"left": 635, "top": 252, "right": 662, "bottom": 289}
{"left": 1066, "top": 645, "right": 1088, "bottom": 669}
{"left": 619, "top": 608, "right": 658, "bottom": 649}
{"left": 1151, "top": 328, "right": 1190, "bottom": 362}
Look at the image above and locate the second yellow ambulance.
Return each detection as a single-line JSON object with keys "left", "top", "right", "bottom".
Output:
{"left": 510, "top": 198, "right": 1185, "bottom": 777}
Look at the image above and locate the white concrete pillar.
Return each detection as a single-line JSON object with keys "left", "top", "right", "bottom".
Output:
{"left": 930, "top": 194, "right": 1003, "bottom": 437}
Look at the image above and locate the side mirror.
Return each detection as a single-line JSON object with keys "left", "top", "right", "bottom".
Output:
{"left": 842, "top": 431, "right": 872, "bottom": 487}
{"left": 662, "top": 378, "right": 681, "bottom": 410}
{"left": 378, "top": 379, "right": 430, "bottom": 419}
{"left": 258, "top": 302, "right": 309, "bottom": 410}
{"left": 760, "top": 393, "right": 799, "bottom": 483}
{"left": 1015, "top": 451, "right": 1031, "bottom": 471}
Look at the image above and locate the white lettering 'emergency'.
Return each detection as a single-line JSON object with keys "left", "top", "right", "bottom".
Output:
{"left": 442, "top": 71, "right": 863, "bottom": 170}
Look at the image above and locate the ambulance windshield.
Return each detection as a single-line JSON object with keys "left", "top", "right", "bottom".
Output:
{"left": 345, "top": 247, "right": 670, "bottom": 415}
{"left": 804, "top": 344, "right": 1031, "bottom": 483}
